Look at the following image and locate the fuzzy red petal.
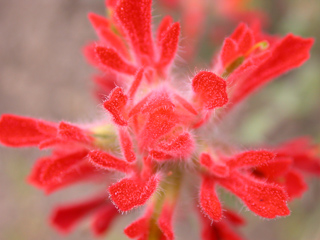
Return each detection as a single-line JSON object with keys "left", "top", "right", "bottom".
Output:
{"left": 118, "top": 127, "right": 136, "bottom": 162}
{"left": 103, "top": 86, "right": 128, "bottom": 126}
{"left": 0, "top": 114, "right": 57, "bottom": 147}
{"left": 157, "top": 22, "right": 180, "bottom": 72}
{"left": 220, "top": 173, "right": 290, "bottom": 218}
{"left": 95, "top": 46, "right": 137, "bottom": 75}
{"left": 227, "top": 150, "right": 275, "bottom": 169}
{"left": 109, "top": 175, "right": 159, "bottom": 211}
{"left": 115, "top": 0, "right": 154, "bottom": 64}
{"left": 157, "top": 132, "right": 194, "bottom": 159}
{"left": 51, "top": 195, "right": 106, "bottom": 233}
{"left": 58, "top": 122, "right": 93, "bottom": 145}
{"left": 89, "top": 150, "right": 130, "bottom": 173}
{"left": 192, "top": 71, "right": 228, "bottom": 110}
{"left": 199, "top": 176, "right": 222, "bottom": 221}
{"left": 139, "top": 108, "right": 177, "bottom": 149}
{"left": 128, "top": 68, "right": 145, "bottom": 99}
{"left": 91, "top": 204, "right": 119, "bottom": 236}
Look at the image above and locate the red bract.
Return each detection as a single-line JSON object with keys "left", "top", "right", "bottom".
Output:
{"left": 0, "top": 0, "right": 317, "bottom": 239}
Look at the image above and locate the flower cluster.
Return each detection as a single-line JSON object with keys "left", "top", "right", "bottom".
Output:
{"left": 0, "top": 0, "right": 319, "bottom": 239}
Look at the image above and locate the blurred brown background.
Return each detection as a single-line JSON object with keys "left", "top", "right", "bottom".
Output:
{"left": 1, "top": 0, "right": 320, "bottom": 240}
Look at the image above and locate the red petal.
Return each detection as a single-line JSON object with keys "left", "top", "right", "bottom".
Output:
{"left": 95, "top": 46, "right": 137, "bottom": 75}
{"left": 157, "top": 132, "right": 194, "bottom": 159}
{"left": 51, "top": 195, "right": 106, "bottom": 233}
{"left": 58, "top": 122, "right": 93, "bottom": 145}
{"left": 227, "top": 150, "right": 275, "bottom": 168}
{"left": 103, "top": 87, "right": 128, "bottom": 126}
{"left": 109, "top": 175, "right": 159, "bottom": 211}
{"left": 115, "top": 0, "right": 154, "bottom": 64}
{"left": 91, "top": 204, "right": 119, "bottom": 236}
{"left": 119, "top": 127, "right": 136, "bottom": 162}
{"left": 89, "top": 150, "right": 130, "bottom": 173}
{"left": 200, "top": 153, "right": 230, "bottom": 178}
{"left": 158, "top": 202, "right": 175, "bottom": 240}
{"left": 128, "top": 68, "right": 145, "bottom": 99}
{"left": 139, "top": 108, "right": 177, "bottom": 149}
{"left": 192, "top": 71, "right": 228, "bottom": 110}
{"left": 0, "top": 114, "right": 57, "bottom": 147}
{"left": 284, "top": 170, "right": 308, "bottom": 199}
{"left": 157, "top": 22, "right": 180, "bottom": 72}
{"left": 220, "top": 173, "right": 290, "bottom": 218}
{"left": 199, "top": 176, "right": 222, "bottom": 221}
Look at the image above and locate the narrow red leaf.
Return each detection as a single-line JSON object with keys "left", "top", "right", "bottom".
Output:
{"left": 192, "top": 71, "right": 228, "bottom": 110}
{"left": 58, "top": 122, "right": 93, "bottom": 145}
{"left": 220, "top": 173, "right": 290, "bottom": 218}
{"left": 227, "top": 150, "right": 275, "bottom": 168}
{"left": 118, "top": 127, "right": 136, "bottom": 162}
{"left": 115, "top": 0, "right": 154, "bottom": 64}
{"left": 91, "top": 204, "right": 119, "bottom": 236}
{"left": 109, "top": 175, "right": 159, "bottom": 211}
{"left": 128, "top": 68, "right": 145, "bottom": 99}
{"left": 103, "top": 87, "right": 128, "bottom": 126}
{"left": 199, "top": 177, "right": 222, "bottom": 221}
{"left": 89, "top": 150, "right": 130, "bottom": 173}
{"left": 220, "top": 38, "right": 238, "bottom": 67}
{"left": 50, "top": 195, "right": 106, "bottom": 233}
{"left": 0, "top": 114, "right": 57, "bottom": 147}
{"left": 157, "top": 22, "right": 180, "bottom": 71}
{"left": 158, "top": 202, "right": 175, "bottom": 240}
{"left": 157, "top": 16, "right": 173, "bottom": 44}
{"left": 95, "top": 46, "right": 137, "bottom": 75}
{"left": 41, "top": 150, "right": 89, "bottom": 184}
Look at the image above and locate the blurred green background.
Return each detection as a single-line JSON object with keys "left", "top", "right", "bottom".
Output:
{"left": 0, "top": 0, "right": 320, "bottom": 239}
